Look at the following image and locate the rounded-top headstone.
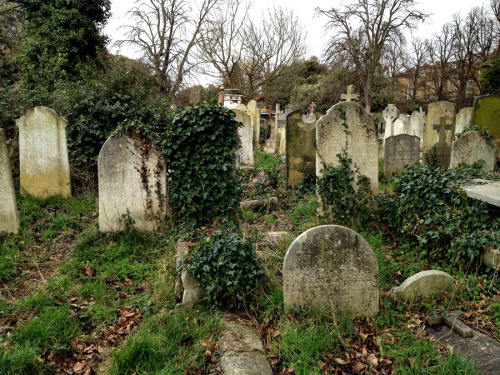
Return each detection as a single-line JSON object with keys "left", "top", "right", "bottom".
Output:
{"left": 283, "top": 225, "right": 379, "bottom": 318}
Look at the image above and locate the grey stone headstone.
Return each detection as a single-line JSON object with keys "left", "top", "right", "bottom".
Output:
{"left": 247, "top": 100, "right": 260, "bottom": 149}
{"left": 316, "top": 101, "right": 378, "bottom": 193}
{"left": 409, "top": 111, "right": 425, "bottom": 150}
{"left": 393, "top": 114, "right": 410, "bottom": 136}
{"left": 384, "top": 134, "right": 420, "bottom": 176}
{"left": 388, "top": 270, "right": 456, "bottom": 300}
{"left": 283, "top": 225, "right": 379, "bottom": 318}
{"left": 16, "top": 106, "right": 71, "bottom": 198}
{"left": 98, "top": 134, "right": 168, "bottom": 233}
{"left": 424, "top": 101, "right": 456, "bottom": 150}
{"left": 450, "top": 131, "right": 496, "bottom": 171}
{"left": 0, "top": 129, "right": 19, "bottom": 234}
{"left": 424, "top": 116, "right": 452, "bottom": 169}
{"left": 234, "top": 104, "right": 254, "bottom": 168}
{"left": 454, "top": 107, "right": 473, "bottom": 135}
{"left": 286, "top": 110, "right": 320, "bottom": 187}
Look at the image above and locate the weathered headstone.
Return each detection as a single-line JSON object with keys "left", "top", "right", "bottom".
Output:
{"left": 423, "top": 116, "right": 452, "bottom": 168}
{"left": 383, "top": 104, "right": 399, "bottom": 141}
{"left": 455, "top": 107, "right": 473, "bottom": 135}
{"left": 384, "top": 134, "right": 420, "bottom": 176}
{"left": 316, "top": 101, "right": 378, "bottom": 192}
{"left": 283, "top": 225, "right": 379, "bottom": 318}
{"left": 393, "top": 114, "right": 411, "bottom": 136}
{"left": 234, "top": 104, "right": 254, "bottom": 168}
{"left": 286, "top": 110, "right": 320, "bottom": 187}
{"left": 409, "top": 111, "right": 425, "bottom": 150}
{"left": 388, "top": 270, "right": 456, "bottom": 300}
{"left": 424, "top": 101, "right": 456, "bottom": 149}
{"left": 450, "top": 131, "right": 496, "bottom": 171}
{"left": 472, "top": 95, "right": 500, "bottom": 143}
{"left": 98, "top": 134, "right": 167, "bottom": 232}
{"left": 247, "top": 100, "right": 260, "bottom": 149}
{"left": 0, "top": 129, "right": 19, "bottom": 234}
{"left": 16, "top": 106, "right": 71, "bottom": 197}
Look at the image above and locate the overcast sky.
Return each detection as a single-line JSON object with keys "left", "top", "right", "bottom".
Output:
{"left": 104, "top": 0, "right": 494, "bottom": 85}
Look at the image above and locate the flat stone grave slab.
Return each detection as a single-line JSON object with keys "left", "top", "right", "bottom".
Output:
{"left": 427, "top": 325, "right": 500, "bottom": 375}
{"left": 462, "top": 179, "right": 500, "bottom": 208}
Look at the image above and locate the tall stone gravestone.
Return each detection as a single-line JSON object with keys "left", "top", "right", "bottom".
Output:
{"left": 16, "top": 107, "right": 71, "bottom": 197}
{"left": 450, "top": 131, "right": 496, "bottom": 171}
{"left": 455, "top": 107, "right": 473, "bottom": 135}
{"left": 0, "top": 129, "right": 19, "bottom": 234}
{"left": 384, "top": 134, "right": 420, "bottom": 176}
{"left": 283, "top": 225, "right": 379, "bottom": 318}
{"left": 316, "top": 101, "right": 378, "bottom": 193}
{"left": 472, "top": 95, "right": 500, "bottom": 144}
{"left": 424, "top": 101, "right": 456, "bottom": 150}
{"left": 423, "top": 117, "right": 452, "bottom": 169}
{"left": 383, "top": 104, "right": 399, "bottom": 141}
{"left": 409, "top": 111, "right": 425, "bottom": 150}
{"left": 234, "top": 104, "right": 254, "bottom": 168}
{"left": 247, "top": 100, "right": 260, "bottom": 149}
{"left": 98, "top": 135, "right": 167, "bottom": 232}
{"left": 286, "top": 110, "right": 321, "bottom": 187}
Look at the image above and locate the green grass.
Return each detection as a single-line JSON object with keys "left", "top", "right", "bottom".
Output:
{"left": 289, "top": 193, "right": 317, "bottom": 231}
{"left": 254, "top": 150, "right": 281, "bottom": 170}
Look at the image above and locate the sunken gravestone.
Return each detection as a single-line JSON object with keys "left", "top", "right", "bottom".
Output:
{"left": 424, "top": 101, "right": 456, "bottom": 150}
{"left": 98, "top": 134, "right": 167, "bottom": 233}
{"left": 283, "top": 225, "right": 379, "bottom": 318}
{"left": 383, "top": 104, "right": 399, "bottom": 141}
{"left": 16, "top": 107, "right": 71, "bottom": 197}
{"left": 384, "top": 134, "right": 420, "bottom": 176}
{"left": 472, "top": 95, "right": 500, "bottom": 143}
{"left": 286, "top": 109, "right": 321, "bottom": 187}
{"left": 450, "top": 131, "right": 496, "bottom": 171}
{"left": 424, "top": 117, "right": 452, "bottom": 169}
{"left": 0, "top": 129, "right": 19, "bottom": 234}
{"left": 234, "top": 104, "right": 254, "bottom": 168}
{"left": 316, "top": 101, "right": 378, "bottom": 192}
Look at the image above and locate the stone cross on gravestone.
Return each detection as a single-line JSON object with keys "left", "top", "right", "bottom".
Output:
{"left": 383, "top": 104, "right": 399, "bottom": 137}
{"left": 432, "top": 116, "right": 453, "bottom": 147}
{"left": 424, "top": 116, "right": 453, "bottom": 168}
{"left": 341, "top": 85, "right": 359, "bottom": 102}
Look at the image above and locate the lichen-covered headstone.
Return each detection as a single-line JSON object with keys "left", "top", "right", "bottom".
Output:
{"left": 424, "top": 101, "right": 456, "bottom": 150}
{"left": 383, "top": 104, "right": 399, "bottom": 141}
{"left": 283, "top": 225, "right": 379, "bottom": 318}
{"left": 0, "top": 129, "right": 19, "bottom": 234}
{"left": 16, "top": 107, "right": 71, "bottom": 197}
{"left": 384, "top": 134, "right": 420, "bottom": 176}
{"left": 234, "top": 104, "right": 254, "bottom": 168}
{"left": 472, "top": 95, "right": 500, "bottom": 143}
{"left": 98, "top": 134, "right": 167, "bottom": 232}
{"left": 286, "top": 110, "right": 320, "bottom": 187}
{"left": 450, "top": 131, "right": 496, "bottom": 171}
{"left": 388, "top": 270, "right": 456, "bottom": 300}
{"left": 316, "top": 101, "right": 378, "bottom": 192}
{"left": 454, "top": 107, "right": 473, "bottom": 135}
{"left": 247, "top": 100, "right": 260, "bottom": 148}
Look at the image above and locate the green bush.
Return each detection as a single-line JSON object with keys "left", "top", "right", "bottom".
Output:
{"left": 185, "top": 231, "right": 264, "bottom": 309}
{"left": 379, "top": 164, "right": 500, "bottom": 269}
{"left": 164, "top": 103, "right": 242, "bottom": 227}
{"left": 479, "top": 58, "right": 500, "bottom": 95}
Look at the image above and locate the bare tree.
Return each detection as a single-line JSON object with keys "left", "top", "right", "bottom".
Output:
{"left": 198, "top": 3, "right": 307, "bottom": 102}
{"left": 317, "top": 0, "right": 428, "bottom": 113}
{"left": 402, "top": 37, "right": 430, "bottom": 101}
{"left": 117, "top": 0, "right": 217, "bottom": 98}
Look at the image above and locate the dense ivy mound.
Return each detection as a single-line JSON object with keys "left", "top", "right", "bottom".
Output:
{"left": 379, "top": 164, "right": 500, "bottom": 269}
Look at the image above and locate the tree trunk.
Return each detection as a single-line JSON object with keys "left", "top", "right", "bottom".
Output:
{"left": 364, "top": 74, "right": 372, "bottom": 114}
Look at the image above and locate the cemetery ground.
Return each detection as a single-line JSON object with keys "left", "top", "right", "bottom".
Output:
{"left": 0, "top": 151, "right": 499, "bottom": 375}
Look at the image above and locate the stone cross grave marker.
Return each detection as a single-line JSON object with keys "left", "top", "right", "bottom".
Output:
{"left": 384, "top": 134, "right": 420, "bottom": 176}
{"left": 450, "top": 131, "right": 496, "bottom": 171}
{"left": 98, "top": 134, "right": 168, "bottom": 233}
{"left": 283, "top": 225, "right": 379, "bottom": 318}
{"left": 0, "top": 129, "right": 20, "bottom": 234}
{"left": 16, "top": 106, "right": 71, "bottom": 197}
{"left": 425, "top": 101, "right": 456, "bottom": 150}
{"left": 383, "top": 104, "right": 399, "bottom": 140}
{"left": 340, "top": 85, "right": 359, "bottom": 102}
{"left": 424, "top": 116, "right": 452, "bottom": 168}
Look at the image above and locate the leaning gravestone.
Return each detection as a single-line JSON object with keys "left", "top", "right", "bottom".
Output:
{"left": 234, "top": 104, "right": 254, "bottom": 168}
{"left": 316, "top": 101, "right": 378, "bottom": 192}
{"left": 384, "top": 134, "right": 420, "bottom": 176}
{"left": 283, "top": 225, "right": 379, "bottom": 318}
{"left": 450, "top": 131, "right": 496, "bottom": 171}
{"left": 247, "top": 100, "right": 260, "bottom": 149}
{"left": 0, "top": 129, "right": 19, "bottom": 234}
{"left": 286, "top": 110, "right": 321, "bottom": 187}
{"left": 472, "top": 95, "right": 500, "bottom": 143}
{"left": 383, "top": 104, "right": 399, "bottom": 141}
{"left": 16, "top": 107, "right": 71, "bottom": 197}
{"left": 98, "top": 134, "right": 167, "bottom": 232}
{"left": 455, "top": 107, "right": 473, "bottom": 135}
{"left": 424, "top": 101, "right": 456, "bottom": 150}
